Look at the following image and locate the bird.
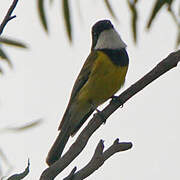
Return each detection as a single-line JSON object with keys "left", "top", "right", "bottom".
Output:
{"left": 46, "top": 19, "right": 129, "bottom": 166}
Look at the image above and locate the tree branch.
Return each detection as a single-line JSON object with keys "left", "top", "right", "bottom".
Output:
{"left": 64, "top": 139, "right": 132, "bottom": 180}
{"left": 0, "top": 0, "right": 19, "bottom": 36}
{"left": 40, "top": 50, "right": 180, "bottom": 180}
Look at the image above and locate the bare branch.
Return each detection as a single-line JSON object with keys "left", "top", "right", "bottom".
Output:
{"left": 40, "top": 50, "right": 180, "bottom": 180}
{"left": 103, "top": 139, "right": 132, "bottom": 161}
{"left": 63, "top": 167, "right": 77, "bottom": 180}
{"left": 64, "top": 139, "right": 132, "bottom": 180}
{"left": 0, "top": 0, "right": 19, "bottom": 35}
{"left": 7, "top": 159, "right": 30, "bottom": 180}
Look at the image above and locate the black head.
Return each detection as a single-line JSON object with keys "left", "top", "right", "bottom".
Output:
{"left": 91, "top": 20, "right": 114, "bottom": 49}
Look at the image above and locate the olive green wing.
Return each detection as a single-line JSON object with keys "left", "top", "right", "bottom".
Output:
{"left": 58, "top": 50, "right": 98, "bottom": 130}
{"left": 69, "top": 51, "right": 98, "bottom": 101}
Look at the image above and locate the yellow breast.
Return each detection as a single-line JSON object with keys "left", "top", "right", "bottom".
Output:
{"left": 77, "top": 51, "right": 128, "bottom": 106}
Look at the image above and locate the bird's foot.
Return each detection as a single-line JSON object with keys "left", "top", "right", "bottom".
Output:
{"left": 111, "top": 95, "right": 124, "bottom": 108}
{"left": 94, "top": 109, "right": 107, "bottom": 124}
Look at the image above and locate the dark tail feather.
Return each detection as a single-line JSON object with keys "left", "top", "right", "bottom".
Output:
{"left": 46, "top": 127, "right": 70, "bottom": 166}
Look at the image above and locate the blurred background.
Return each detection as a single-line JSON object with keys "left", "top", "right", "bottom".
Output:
{"left": 0, "top": 0, "right": 180, "bottom": 179}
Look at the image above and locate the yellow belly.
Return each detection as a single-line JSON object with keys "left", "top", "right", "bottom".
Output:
{"left": 77, "top": 51, "right": 128, "bottom": 106}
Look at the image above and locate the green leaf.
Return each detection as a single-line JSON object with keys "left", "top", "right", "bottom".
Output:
{"left": 0, "top": 119, "right": 43, "bottom": 133}
{"left": 0, "top": 149, "right": 13, "bottom": 176}
{"left": 49, "top": 0, "right": 54, "bottom": 5}
{"left": 0, "top": 149, "right": 9, "bottom": 166}
{"left": 0, "top": 65, "right": 3, "bottom": 74}
{"left": 127, "top": 0, "right": 138, "bottom": 43}
{"left": 167, "top": 0, "right": 173, "bottom": 7}
{"left": 0, "top": 47, "right": 12, "bottom": 67}
{"left": 0, "top": 47, "right": 9, "bottom": 59}
{"left": 62, "top": 0, "right": 72, "bottom": 42}
{"left": 0, "top": 37, "right": 27, "bottom": 48}
{"left": 38, "top": 0, "right": 48, "bottom": 33}
{"left": 7, "top": 159, "right": 30, "bottom": 180}
{"left": 176, "top": 31, "right": 180, "bottom": 48}
{"left": 104, "top": 0, "right": 118, "bottom": 21}
{"left": 146, "top": 0, "right": 173, "bottom": 29}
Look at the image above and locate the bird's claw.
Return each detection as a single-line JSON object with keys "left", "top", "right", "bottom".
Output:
{"left": 94, "top": 109, "right": 107, "bottom": 124}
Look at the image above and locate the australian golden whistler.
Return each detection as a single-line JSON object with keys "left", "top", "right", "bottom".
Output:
{"left": 46, "top": 20, "right": 129, "bottom": 166}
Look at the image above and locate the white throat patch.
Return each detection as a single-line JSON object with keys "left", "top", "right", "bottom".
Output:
{"left": 94, "top": 29, "right": 127, "bottom": 50}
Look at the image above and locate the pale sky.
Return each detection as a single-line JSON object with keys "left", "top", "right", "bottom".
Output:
{"left": 0, "top": 0, "right": 180, "bottom": 179}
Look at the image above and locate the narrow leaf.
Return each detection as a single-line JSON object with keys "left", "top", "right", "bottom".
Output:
{"left": 0, "top": 37, "right": 27, "bottom": 48}
{"left": 0, "top": 149, "right": 10, "bottom": 166}
{"left": 1, "top": 119, "right": 43, "bottom": 133}
{"left": 7, "top": 159, "right": 30, "bottom": 180}
{"left": 127, "top": 0, "right": 138, "bottom": 43}
{"left": 0, "top": 149, "right": 13, "bottom": 177}
{"left": 104, "top": 0, "right": 118, "bottom": 21}
{"left": 166, "top": 0, "right": 173, "bottom": 6}
{"left": 62, "top": 0, "right": 72, "bottom": 42}
{"left": 176, "top": 31, "right": 180, "bottom": 48}
{"left": 146, "top": 0, "right": 172, "bottom": 29}
{"left": 49, "top": 0, "right": 54, "bottom": 5}
{"left": 0, "top": 47, "right": 12, "bottom": 67}
{"left": 76, "top": 0, "right": 83, "bottom": 23}
{"left": 0, "top": 65, "right": 3, "bottom": 74}
{"left": 0, "top": 47, "right": 9, "bottom": 59}
{"left": 38, "top": 0, "right": 48, "bottom": 33}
